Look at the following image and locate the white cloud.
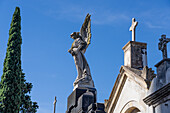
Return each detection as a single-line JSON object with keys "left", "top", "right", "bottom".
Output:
{"left": 145, "top": 22, "right": 162, "bottom": 29}
{"left": 139, "top": 8, "right": 170, "bottom": 29}
{"left": 43, "top": 2, "right": 170, "bottom": 28}
{"left": 46, "top": 8, "right": 130, "bottom": 26}
{"left": 44, "top": 3, "right": 130, "bottom": 25}
{"left": 93, "top": 13, "right": 130, "bottom": 25}
{"left": 44, "top": 5, "right": 88, "bottom": 23}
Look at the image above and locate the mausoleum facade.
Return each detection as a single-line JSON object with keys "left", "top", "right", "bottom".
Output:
{"left": 105, "top": 18, "right": 170, "bottom": 113}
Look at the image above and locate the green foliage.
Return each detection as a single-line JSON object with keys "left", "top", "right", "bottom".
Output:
{"left": 0, "top": 7, "right": 38, "bottom": 113}
{"left": 0, "top": 7, "right": 22, "bottom": 113}
{"left": 20, "top": 73, "right": 39, "bottom": 113}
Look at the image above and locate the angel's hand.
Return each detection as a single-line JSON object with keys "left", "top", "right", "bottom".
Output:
{"left": 71, "top": 51, "right": 76, "bottom": 56}
{"left": 68, "top": 49, "right": 76, "bottom": 56}
{"left": 68, "top": 49, "right": 72, "bottom": 53}
{"left": 74, "top": 49, "right": 79, "bottom": 55}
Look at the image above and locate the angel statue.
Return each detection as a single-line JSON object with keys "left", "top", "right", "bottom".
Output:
{"left": 68, "top": 14, "right": 94, "bottom": 90}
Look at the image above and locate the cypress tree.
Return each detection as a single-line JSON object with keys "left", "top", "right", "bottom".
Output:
{"left": 0, "top": 7, "right": 22, "bottom": 113}
{"left": 0, "top": 7, "right": 38, "bottom": 113}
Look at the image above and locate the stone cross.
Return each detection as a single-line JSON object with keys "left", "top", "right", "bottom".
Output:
{"left": 158, "top": 34, "right": 170, "bottom": 59}
{"left": 129, "top": 18, "right": 138, "bottom": 41}
{"left": 53, "top": 96, "right": 57, "bottom": 113}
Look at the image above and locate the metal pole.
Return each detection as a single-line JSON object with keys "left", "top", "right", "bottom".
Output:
{"left": 53, "top": 96, "right": 57, "bottom": 113}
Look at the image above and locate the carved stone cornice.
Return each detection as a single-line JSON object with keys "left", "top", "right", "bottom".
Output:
{"left": 155, "top": 58, "right": 170, "bottom": 67}
{"left": 143, "top": 83, "right": 170, "bottom": 107}
{"left": 122, "top": 41, "right": 147, "bottom": 51}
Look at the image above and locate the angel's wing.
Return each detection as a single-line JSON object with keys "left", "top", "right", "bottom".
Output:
{"left": 80, "top": 13, "right": 92, "bottom": 54}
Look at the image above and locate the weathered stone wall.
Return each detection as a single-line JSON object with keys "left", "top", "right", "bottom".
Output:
{"left": 131, "top": 43, "right": 146, "bottom": 69}
{"left": 114, "top": 77, "right": 147, "bottom": 113}
{"left": 123, "top": 41, "right": 147, "bottom": 70}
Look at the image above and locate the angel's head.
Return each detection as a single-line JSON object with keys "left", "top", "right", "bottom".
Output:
{"left": 70, "top": 32, "right": 81, "bottom": 39}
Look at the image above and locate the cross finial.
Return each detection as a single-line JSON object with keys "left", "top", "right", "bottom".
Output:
{"left": 158, "top": 34, "right": 170, "bottom": 59}
{"left": 129, "top": 18, "right": 138, "bottom": 41}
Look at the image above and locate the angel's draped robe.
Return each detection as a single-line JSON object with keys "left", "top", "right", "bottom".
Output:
{"left": 71, "top": 37, "right": 91, "bottom": 84}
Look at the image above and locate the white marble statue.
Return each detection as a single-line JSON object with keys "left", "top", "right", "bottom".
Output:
{"left": 68, "top": 14, "right": 94, "bottom": 90}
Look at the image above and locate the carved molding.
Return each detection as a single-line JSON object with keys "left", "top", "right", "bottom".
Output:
{"left": 143, "top": 83, "right": 170, "bottom": 107}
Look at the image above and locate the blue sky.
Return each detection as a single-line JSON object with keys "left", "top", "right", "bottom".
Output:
{"left": 0, "top": 0, "right": 170, "bottom": 113}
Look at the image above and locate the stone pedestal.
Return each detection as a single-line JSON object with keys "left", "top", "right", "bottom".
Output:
{"left": 66, "top": 87, "right": 106, "bottom": 113}
{"left": 122, "top": 41, "right": 147, "bottom": 70}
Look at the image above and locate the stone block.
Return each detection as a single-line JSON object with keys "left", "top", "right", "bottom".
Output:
{"left": 77, "top": 91, "right": 95, "bottom": 112}
{"left": 95, "top": 103, "right": 105, "bottom": 111}
{"left": 66, "top": 87, "right": 96, "bottom": 113}
{"left": 155, "top": 58, "right": 170, "bottom": 89}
